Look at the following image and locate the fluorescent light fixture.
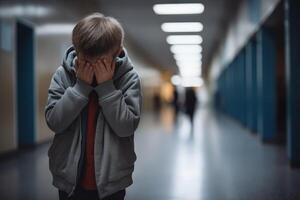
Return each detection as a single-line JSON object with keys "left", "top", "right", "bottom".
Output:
{"left": 153, "top": 3, "right": 204, "bottom": 15}
{"left": 180, "top": 71, "right": 201, "bottom": 77}
{"left": 178, "top": 66, "right": 202, "bottom": 77}
{"left": 176, "top": 61, "right": 202, "bottom": 68}
{"left": 170, "top": 45, "right": 202, "bottom": 54}
{"left": 171, "top": 75, "right": 203, "bottom": 87}
{"left": 179, "top": 67, "right": 201, "bottom": 73}
{"left": 36, "top": 24, "right": 75, "bottom": 35}
{"left": 161, "top": 22, "right": 203, "bottom": 32}
{"left": 0, "top": 5, "right": 52, "bottom": 17}
{"left": 179, "top": 71, "right": 202, "bottom": 77}
{"left": 171, "top": 75, "right": 181, "bottom": 86}
{"left": 176, "top": 59, "right": 202, "bottom": 65}
{"left": 174, "top": 54, "right": 202, "bottom": 61}
{"left": 167, "top": 35, "right": 203, "bottom": 45}
{"left": 181, "top": 76, "right": 203, "bottom": 87}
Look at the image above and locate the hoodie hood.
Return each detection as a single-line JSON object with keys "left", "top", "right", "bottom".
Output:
{"left": 62, "top": 45, "right": 134, "bottom": 81}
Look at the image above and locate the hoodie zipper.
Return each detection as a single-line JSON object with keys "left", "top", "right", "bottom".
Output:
{"left": 68, "top": 75, "right": 82, "bottom": 197}
{"left": 69, "top": 112, "right": 86, "bottom": 197}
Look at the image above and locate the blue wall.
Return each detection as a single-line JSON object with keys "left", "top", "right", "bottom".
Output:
{"left": 214, "top": 0, "right": 300, "bottom": 167}
{"left": 285, "top": 0, "right": 300, "bottom": 166}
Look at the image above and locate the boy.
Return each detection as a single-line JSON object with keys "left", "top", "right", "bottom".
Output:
{"left": 45, "top": 13, "right": 142, "bottom": 200}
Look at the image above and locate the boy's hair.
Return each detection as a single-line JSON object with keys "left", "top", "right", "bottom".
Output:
{"left": 72, "top": 13, "right": 124, "bottom": 57}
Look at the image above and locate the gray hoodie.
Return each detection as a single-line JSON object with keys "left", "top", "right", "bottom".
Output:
{"left": 45, "top": 46, "right": 142, "bottom": 199}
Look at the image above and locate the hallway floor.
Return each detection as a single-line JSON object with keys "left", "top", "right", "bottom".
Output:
{"left": 1, "top": 107, "right": 300, "bottom": 200}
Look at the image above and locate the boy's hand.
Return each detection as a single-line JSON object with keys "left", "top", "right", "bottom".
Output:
{"left": 75, "top": 59, "right": 94, "bottom": 85}
{"left": 94, "top": 57, "right": 116, "bottom": 84}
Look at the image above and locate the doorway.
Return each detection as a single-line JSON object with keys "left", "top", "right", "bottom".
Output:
{"left": 16, "top": 20, "right": 35, "bottom": 147}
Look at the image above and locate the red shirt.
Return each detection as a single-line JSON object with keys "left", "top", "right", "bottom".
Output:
{"left": 80, "top": 91, "right": 99, "bottom": 190}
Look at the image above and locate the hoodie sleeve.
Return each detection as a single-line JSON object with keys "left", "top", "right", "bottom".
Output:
{"left": 45, "top": 66, "right": 93, "bottom": 133}
{"left": 94, "top": 70, "right": 142, "bottom": 137}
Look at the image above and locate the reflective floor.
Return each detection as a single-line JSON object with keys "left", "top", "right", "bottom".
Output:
{"left": 1, "top": 107, "right": 300, "bottom": 200}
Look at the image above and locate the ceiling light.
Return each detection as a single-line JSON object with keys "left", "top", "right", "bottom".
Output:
{"left": 179, "top": 68, "right": 201, "bottom": 76}
{"left": 177, "top": 65, "right": 202, "bottom": 76}
{"left": 176, "top": 61, "right": 202, "bottom": 68}
{"left": 178, "top": 65, "right": 201, "bottom": 72}
{"left": 176, "top": 59, "right": 202, "bottom": 65}
{"left": 174, "top": 54, "right": 202, "bottom": 61}
{"left": 179, "top": 70, "right": 202, "bottom": 77}
{"left": 171, "top": 75, "right": 182, "bottom": 86}
{"left": 181, "top": 76, "right": 203, "bottom": 87}
{"left": 36, "top": 24, "right": 75, "bottom": 35}
{"left": 167, "top": 35, "right": 203, "bottom": 45}
{"left": 153, "top": 3, "right": 204, "bottom": 15}
{"left": 0, "top": 5, "right": 52, "bottom": 17}
{"left": 179, "top": 71, "right": 201, "bottom": 77}
{"left": 171, "top": 75, "right": 203, "bottom": 87}
{"left": 170, "top": 45, "right": 202, "bottom": 54}
{"left": 161, "top": 22, "right": 203, "bottom": 32}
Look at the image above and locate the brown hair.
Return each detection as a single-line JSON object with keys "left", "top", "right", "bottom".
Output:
{"left": 72, "top": 13, "right": 124, "bottom": 57}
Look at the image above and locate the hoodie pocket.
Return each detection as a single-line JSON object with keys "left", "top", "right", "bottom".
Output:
{"left": 107, "top": 135, "right": 136, "bottom": 181}
{"left": 117, "top": 136, "right": 136, "bottom": 169}
{"left": 48, "top": 130, "right": 75, "bottom": 175}
{"left": 109, "top": 136, "right": 136, "bottom": 172}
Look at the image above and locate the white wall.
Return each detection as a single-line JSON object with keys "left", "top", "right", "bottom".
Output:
{"left": 35, "top": 33, "right": 72, "bottom": 143}
{"left": 124, "top": 41, "right": 162, "bottom": 110}
{"left": 0, "top": 19, "right": 17, "bottom": 154}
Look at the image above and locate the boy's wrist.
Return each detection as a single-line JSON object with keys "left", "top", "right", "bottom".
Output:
{"left": 94, "top": 79, "right": 116, "bottom": 99}
{"left": 73, "top": 79, "right": 94, "bottom": 98}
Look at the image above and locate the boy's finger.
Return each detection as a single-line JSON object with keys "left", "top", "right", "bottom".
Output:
{"left": 88, "top": 66, "right": 94, "bottom": 78}
{"left": 84, "top": 62, "right": 91, "bottom": 75}
{"left": 95, "top": 60, "right": 103, "bottom": 74}
{"left": 78, "top": 59, "right": 84, "bottom": 68}
{"left": 76, "top": 60, "right": 83, "bottom": 75}
{"left": 103, "top": 59, "right": 110, "bottom": 72}
{"left": 95, "top": 60, "right": 102, "bottom": 71}
{"left": 94, "top": 64, "right": 99, "bottom": 75}
{"left": 96, "top": 59, "right": 102, "bottom": 68}
{"left": 98, "top": 59, "right": 106, "bottom": 72}
{"left": 90, "top": 63, "right": 96, "bottom": 72}
{"left": 100, "top": 59, "right": 107, "bottom": 71}
{"left": 87, "top": 63, "right": 93, "bottom": 72}
{"left": 79, "top": 60, "right": 87, "bottom": 73}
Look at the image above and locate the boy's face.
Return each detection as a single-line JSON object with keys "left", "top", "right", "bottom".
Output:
{"left": 77, "top": 47, "right": 122, "bottom": 68}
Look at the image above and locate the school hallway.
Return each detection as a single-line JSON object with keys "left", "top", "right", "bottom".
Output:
{"left": 1, "top": 0, "right": 300, "bottom": 199}
{"left": 1, "top": 107, "right": 300, "bottom": 200}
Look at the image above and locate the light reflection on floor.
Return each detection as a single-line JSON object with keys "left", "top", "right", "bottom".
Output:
{"left": 159, "top": 106, "right": 176, "bottom": 134}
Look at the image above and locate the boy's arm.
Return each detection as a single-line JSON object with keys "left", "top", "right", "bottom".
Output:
{"left": 45, "top": 67, "right": 93, "bottom": 133}
{"left": 94, "top": 71, "right": 142, "bottom": 137}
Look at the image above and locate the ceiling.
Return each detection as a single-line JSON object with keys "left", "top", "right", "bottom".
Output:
{"left": 0, "top": 0, "right": 241, "bottom": 77}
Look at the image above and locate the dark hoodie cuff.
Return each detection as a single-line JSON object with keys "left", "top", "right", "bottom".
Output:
{"left": 94, "top": 80, "right": 116, "bottom": 99}
{"left": 73, "top": 79, "right": 93, "bottom": 98}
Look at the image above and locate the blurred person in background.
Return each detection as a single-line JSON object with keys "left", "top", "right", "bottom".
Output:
{"left": 45, "top": 13, "right": 142, "bottom": 200}
{"left": 172, "top": 86, "right": 180, "bottom": 120}
{"left": 184, "top": 87, "right": 197, "bottom": 127}
{"left": 153, "top": 91, "right": 161, "bottom": 113}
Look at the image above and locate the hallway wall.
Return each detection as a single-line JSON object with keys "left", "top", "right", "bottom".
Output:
{"left": 209, "top": 0, "right": 281, "bottom": 84}
{"left": 35, "top": 34, "right": 72, "bottom": 143}
{"left": 0, "top": 19, "right": 17, "bottom": 153}
{"left": 212, "top": 0, "right": 300, "bottom": 165}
